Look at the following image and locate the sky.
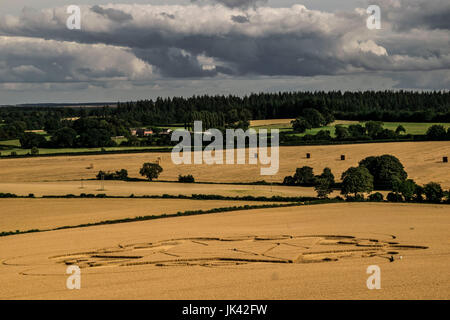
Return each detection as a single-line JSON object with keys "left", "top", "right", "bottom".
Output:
{"left": 0, "top": 0, "right": 449, "bottom": 104}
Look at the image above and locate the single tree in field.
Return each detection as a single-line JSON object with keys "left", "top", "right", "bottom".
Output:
{"left": 341, "top": 166, "right": 374, "bottom": 198}
{"left": 30, "top": 147, "right": 39, "bottom": 155}
{"left": 423, "top": 182, "right": 444, "bottom": 203}
{"left": 395, "top": 125, "right": 406, "bottom": 135}
{"left": 140, "top": 163, "right": 163, "bottom": 181}
{"left": 314, "top": 178, "right": 333, "bottom": 198}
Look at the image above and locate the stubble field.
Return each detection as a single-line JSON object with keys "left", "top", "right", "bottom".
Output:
{"left": 0, "top": 198, "right": 281, "bottom": 232}
{"left": 0, "top": 142, "right": 448, "bottom": 187}
{"left": 0, "top": 202, "right": 448, "bottom": 299}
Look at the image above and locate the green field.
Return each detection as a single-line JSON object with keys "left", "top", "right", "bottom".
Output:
{"left": 1, "top": 120, "right": 448, "bottom": 156}
{"left": 0, "top": 145, "right": 171, "bottom": 156}
{"left": 0, "top": 139, "right": 21, "bottom": 147}
{"left": 251, "top": 120, "right": 450, "bottom": 137}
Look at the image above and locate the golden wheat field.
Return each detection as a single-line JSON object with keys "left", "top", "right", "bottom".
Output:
{"left": 0, "top": 198, "right": 280, "bottom": 232}
{"left": 0, "top": 142, "right": 448, "bottom": 187}
{"left": 0, "top": 140, "right": 448, "bottom": 300}
{"left": 250, "top": 119, "right": 294, "bottom": 127}
{"left": 0, "top": 181, "right": 339, "bottom": 198}
{"left": 0, "top": 202, "right": 448, "bottom": 299}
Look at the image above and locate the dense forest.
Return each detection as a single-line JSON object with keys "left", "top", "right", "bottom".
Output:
{"left": 1, "top": 90, "right": 449, "bottom": 148}
{"left": 113, "top": 90, "right": 450, "bottom": 125}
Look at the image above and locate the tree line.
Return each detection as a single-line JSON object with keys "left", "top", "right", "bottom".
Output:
{"left": 1, "top": 90, "right": 449, "bottom": 149}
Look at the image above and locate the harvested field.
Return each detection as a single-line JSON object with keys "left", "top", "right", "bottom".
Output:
{"left": 0, "top": 181, "right": 338, "bottom": 198}
{"left": 0, "top": 202, "right": 448, "bottom": 299}
{"left": 0, "top": 142, "right": 448, "bottom": 187}
{"left": 0, "top": 198, "right": 281, "bottom": 232}
{"left": 250, "top": 119, "right": 294, "bottom": 128}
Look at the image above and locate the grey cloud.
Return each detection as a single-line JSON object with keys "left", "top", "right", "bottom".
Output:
{"left": 231, "top": 15, "right": 249, "bottom": 23}
{"left": 192, "top": 0, "right": 268, "bottom": 9}
{"left": 374, "top": 0, "right": 450, "bottom": 30}
{"left": 0, "top": 36, "right": 154, "bottom": 83}
{"left": 133, "top": 47, "right": 217, "bottom": 77}
{"left": 91, "top": 5, "right": 133, "bottom": 23}
{"left": 0, "top": 2, "right": 448, "bottom": 92}
{"left": 160, "top": 12, "right": 175, "bottom": 19}
{"left": 0, "top": 5, "right": 375, "bottom": 78}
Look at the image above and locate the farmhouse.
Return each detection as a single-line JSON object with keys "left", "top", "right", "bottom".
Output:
{"left": 159, "top": 128, "right": 173, "bottom": 135}
{"left": 131, "top": 128, "right": 154, "bottom": 137}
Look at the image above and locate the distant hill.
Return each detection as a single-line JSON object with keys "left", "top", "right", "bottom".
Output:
{"left": 5, "top": 102, "right": 117, "bottom": 108}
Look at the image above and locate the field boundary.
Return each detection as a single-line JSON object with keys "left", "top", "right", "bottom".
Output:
{"left": 2, "top": 137, "right": 449, "bottom": 159}
{"left": 1, "top": 192, "right": 320, "bottom": 202}
{"left": 0, "top": 201, "right": 323, "bottom": 238}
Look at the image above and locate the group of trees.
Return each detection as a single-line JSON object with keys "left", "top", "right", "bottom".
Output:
{"left": 335, "top": 122, "right": 407, "bottom": 141}
{"left": 338, "top": 155, "right": 448, "bottom": 202}
{"left": 16, "top": 118, "right": 131, "bottom": 149}
{"left": 96, "top": 163, "right": 164, "bottom": 182}
{"left": 114, "top": 91, "right": 450, "bottom": 124}
{"left": 96, "top": 169, "right": 129, "bottom": 181}
{"left": 283, "top": 167, "right": 336, "bottom": 198}
{"left": 0, "top": 121, "right": 29, "bottom": 140}
{"left": 286, "top": 121, "right": 416, "bottom": 144}
{"left": 119, "top": 133, "right": 173, "bottom": 147}
{"left": 425, "top": 125, "right": 450, "bottom": 140}
{"left": 1, "top": 90, "right": 449, "bottom": 150}
{"left": 184, "top": 109, "right": 251, "bottom": 131}
{"left": 284, "top": 121, "right": 450, "bottom": 144}
{"left": 283, "top": 154, "right": 449, "bottom": 203}
{"left": 96, "top": 164, "right": 198, "bottom": 184}
{"left": 3, "top": 90, "right": 449, "bottom": 133}
{"left": 178, "top": 174, "right": 195, "bottom": 183}
{"left": 291, "top": 108, "right": 334, "bottom": 133}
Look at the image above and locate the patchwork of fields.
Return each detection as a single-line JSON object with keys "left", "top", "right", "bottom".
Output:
{"left": 0, "top": 142, "right": 448, "bottom": 187}
{"left": 1, "top": 120, "right": 448, "bottom": 156}
{"left": 0, "top": 140, "right": 448, "bottom": 300}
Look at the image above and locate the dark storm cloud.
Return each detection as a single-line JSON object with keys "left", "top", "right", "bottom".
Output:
{"left": 375, "top": 0, "right": 450, "bottom": 31}
{"left": 133, "top": 47, "right": 217, "bottom": 77}
{"left": 0, "top": 1, "right": 449, "bottom": 91}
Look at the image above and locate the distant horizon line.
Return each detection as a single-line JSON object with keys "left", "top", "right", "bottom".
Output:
{"left": 2, "top": 89, "right": 449, "bottom": 107}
